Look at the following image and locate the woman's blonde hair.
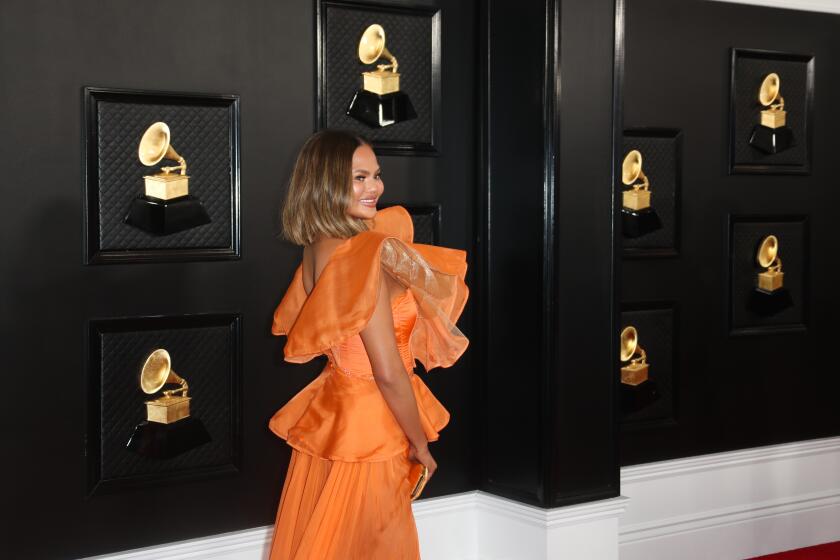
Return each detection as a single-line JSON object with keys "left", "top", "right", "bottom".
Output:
{"left": 281, "top": 129, "right": 372, "bottom": 246}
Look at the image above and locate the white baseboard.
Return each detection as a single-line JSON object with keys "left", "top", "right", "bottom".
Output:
{"left": 472, "top": 494, "right": 628, "bottom": 560}
{"left": 81, "top": 437, "right": 840, "bottom": 559}
{"left": 82, "top": 491, "right": 628, "bottom": 560}
{"left": 619, "top": 436, "right": 840, "bottom": 560}
{"left": 706, "top": 0, "right": 840, "bottom": 15}
{"left": 80, "top": 526, "right": 272, "bottom": 560}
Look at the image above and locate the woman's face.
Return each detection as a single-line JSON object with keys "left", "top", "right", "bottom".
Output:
{"left": 346, "top": 144, "right": 383, "bottom": 220}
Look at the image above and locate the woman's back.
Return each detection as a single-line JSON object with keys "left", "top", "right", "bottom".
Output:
{"left": 301, "top": 238, "right": 343, "bottom": 295}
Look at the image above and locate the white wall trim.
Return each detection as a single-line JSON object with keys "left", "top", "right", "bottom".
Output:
{"left": 82, "top": 437, "right": 840, "bottom": 559}
{"left": 82, "top": 491, "right": 628, "bottom": 560}
{"left": 706, "top": 0, "right": 840, "bottom": 15}
{"left": 620, "top": 436, "right": 840, "bottom": 560}
{"left": 622, "top": 488, "right": 840, "bottom": 544}
{"left": 473, "top": 491, "right": 629, "bottom": 529}
{"left": 81, "top": 526, "right": 272, "bottom": 560}
{"left": 622, "top": 434, "right": 840, "bottom": 483}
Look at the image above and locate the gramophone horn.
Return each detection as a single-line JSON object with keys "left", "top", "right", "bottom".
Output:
{"left": 358, "top": 23, "right": 398, "bottom": 73}
{"left": 756, "top": 235, "right": 779, "bottom": 268}
{"left": 759, "top": 73, "right": 781, "bottom": 107}
{"left": 138, "top": 122, "right": 187, "bottom": 174}
{"left": 620, "top": 326, "right": 638, "bottom": 362}
{"left": 140, "top": 349, "right": 188, "bottom": 396}
{"left": 622, "top": 150, "right": 648, "bottom": 189}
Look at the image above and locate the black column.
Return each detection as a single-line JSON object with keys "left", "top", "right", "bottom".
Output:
{"left": 480, "top": 0, "right": 621, "bottom": 507}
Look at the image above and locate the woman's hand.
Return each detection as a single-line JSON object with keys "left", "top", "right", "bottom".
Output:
{"left": 408, "top": 443, "right": 437, "bottom": 479}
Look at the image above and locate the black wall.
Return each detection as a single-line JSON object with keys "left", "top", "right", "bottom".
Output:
{"left": 1, "top": 1, "right": 478, "bottom": 557}
{"left": 620, "top": 0, "right": 840, "bottom": 464}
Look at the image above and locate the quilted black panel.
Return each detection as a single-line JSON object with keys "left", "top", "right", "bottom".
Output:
{"left": 411, "top": 212, "right": 436, "bottom": 245}
{"left": 91, "top": 315, "right": 240, "bottom": 489}
{"left": 321, "top": 2, "right": 438, "bottom": 150}
{"left": 96, "top": 100, "right": 233, "bottom": 250}
{"left": 731, "top": 50, "right": 812, "bottom": 171}
{"left": 730, "top": 218, "right": 807, "bottom": 332}
{"left": 622, "top": 132, "right": 680, "bottom": 253}
{"left": 380, "top": 203, "right": 440, "bottom": 244}
{"left": 620, "top": 306, "right": 676, "bottom": 426}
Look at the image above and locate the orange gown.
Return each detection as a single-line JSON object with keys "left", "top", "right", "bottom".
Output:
{"left": 268, "top": 205, "right": 469, "bottom": 560}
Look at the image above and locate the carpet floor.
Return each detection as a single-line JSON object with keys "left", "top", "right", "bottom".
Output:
{"left": 751, "top": 541, "right": 840, "bottom": 559}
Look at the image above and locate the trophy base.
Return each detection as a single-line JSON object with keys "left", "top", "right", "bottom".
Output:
{"left": 347, "top": 90, "right": 417, "bottom": 128}
{"left": 143, "top": 173, "right": 190, "bottom": 201}
{"left": 748, "top": 287, "right": 793, "bottom": 316}
{"left": 622, "top": 207, "right": 662, "bottom": 238}
{"left": 749, "top": 124, "right": 795, "bottom": 154}
{"left": 622, "top": 189, "right": 651, "bottom": 211}
{"left": 126, "top": 417, "right": 211, "bottom": 459}
{"left": 124, "top": 195, "right": 211, "bottom": 236}
{"left": 621, "top": 379, "right": 660, "bottom": 416}
{"left": 145, "top": 395, "right": 190, "bottom": 424}
{"left": 758, "top": 271, "right": 784, "bottom": 293}
{"left": 363, "top": 70, "right": 400, "bottom": 95}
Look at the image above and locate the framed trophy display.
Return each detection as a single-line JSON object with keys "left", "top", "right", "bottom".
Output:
{"left": 620, "top": 303, "right": 678, "bottom": 429}
{"left": 728, "top": 215, "right": 808, "bottom": 335}
{"left": 622, "top": 129, "right": 682, "bottom": 257}
{"left": 86, "top": 313, "right": 241, "bottom": 495}
{"left": 84, "top": 87, "right": 241, "bottom": 264}
{"left": 728, "top": 49, "right": 814, "bottom": 175}
{"left": 317, "top": 1, "right": 441, "bottom": 155}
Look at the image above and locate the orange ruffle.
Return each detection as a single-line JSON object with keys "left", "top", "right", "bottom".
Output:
{"left": 268, "top": 362, "right": 450, "bottom": 461}
{"left": 272, "top": 206, "right": 469, "bottom": 372}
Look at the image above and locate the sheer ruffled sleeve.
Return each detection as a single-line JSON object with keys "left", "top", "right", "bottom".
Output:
{"left": 271, "top": 205, "right": 469, "bottom": 371}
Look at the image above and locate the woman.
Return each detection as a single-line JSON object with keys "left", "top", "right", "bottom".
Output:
{"left": 268, "top": 129, "right": 469, "bottom": 559}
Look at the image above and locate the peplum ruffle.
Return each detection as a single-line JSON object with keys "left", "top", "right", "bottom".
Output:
{"left": 269, "top": 205, "right": 469, "bottom": 461}
{"left": 268, "top": 361, "right": 450, "bottom": 461}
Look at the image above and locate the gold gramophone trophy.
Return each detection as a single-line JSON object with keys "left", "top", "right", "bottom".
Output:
{"left": 124, "top": 122, "right": 211, "bottom": 235}
{"left": 620, "top": 326, "right": 649, "bottom": 386}
{"left": 346, "top": 24, "right": 417, "bottom": 128}
{"left": 748, "top": 73, "right": 794, "bottom": 154}
{"left": 621, "top": 150, "right": 662, "bottom": 238}
{"left": 756, "top": 235, "right": 784, "bottom": 293}
{"left": 126, "top": 349, "right": 211, "bottom": 459}
{"left": 749, "top": 234, "right": 793, "bottom": 315}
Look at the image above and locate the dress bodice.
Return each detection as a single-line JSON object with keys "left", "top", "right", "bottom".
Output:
{"left": 329, "top": 289, "right": 418, "bottom": 380}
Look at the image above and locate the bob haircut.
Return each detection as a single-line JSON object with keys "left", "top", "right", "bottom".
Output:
{"left": 281, "top": 129, "right": 373, "bottom": 246}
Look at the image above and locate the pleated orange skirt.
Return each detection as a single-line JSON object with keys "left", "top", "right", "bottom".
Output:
{"left": 268, "top": 449, "right": 421, "bottom": 560}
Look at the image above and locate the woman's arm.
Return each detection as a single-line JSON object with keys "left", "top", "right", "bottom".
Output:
{"left": 359, "top": 269, "right": 437, "bottom": 476}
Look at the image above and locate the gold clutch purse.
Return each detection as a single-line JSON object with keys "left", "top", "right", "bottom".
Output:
{"left": 408, "top": 463, "right": 429, "bottom": 501}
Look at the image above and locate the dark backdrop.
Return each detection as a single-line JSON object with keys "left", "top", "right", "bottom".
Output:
{"left": 5, "top": 0, "right": 837, "bottom": 557}
{"left": 0, "top": 1, "right": 478, "bottom": 558}
{"left": 620, "top": 0, "right": 840, "bottom": 464}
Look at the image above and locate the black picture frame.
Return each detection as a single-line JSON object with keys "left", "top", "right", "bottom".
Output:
{"left": 727, "top": 214, "right": 809, "bottom": 336}
{"left": 619, "top": 301, "right": 679, "bottom": 431}
{"left": 86, "top": 313, "right": 242, "bottom": 495}
{"left": 316, "top": 0, "right": 442, "bottom": 156}
{"left": 83, "top": 87, "right": 241, "bottom": 264}
{"left": 622, "top": 128, "right": 682, "bottom": 259}
{"left": 728, "top": 48, "right": 814, "bottom": 175}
